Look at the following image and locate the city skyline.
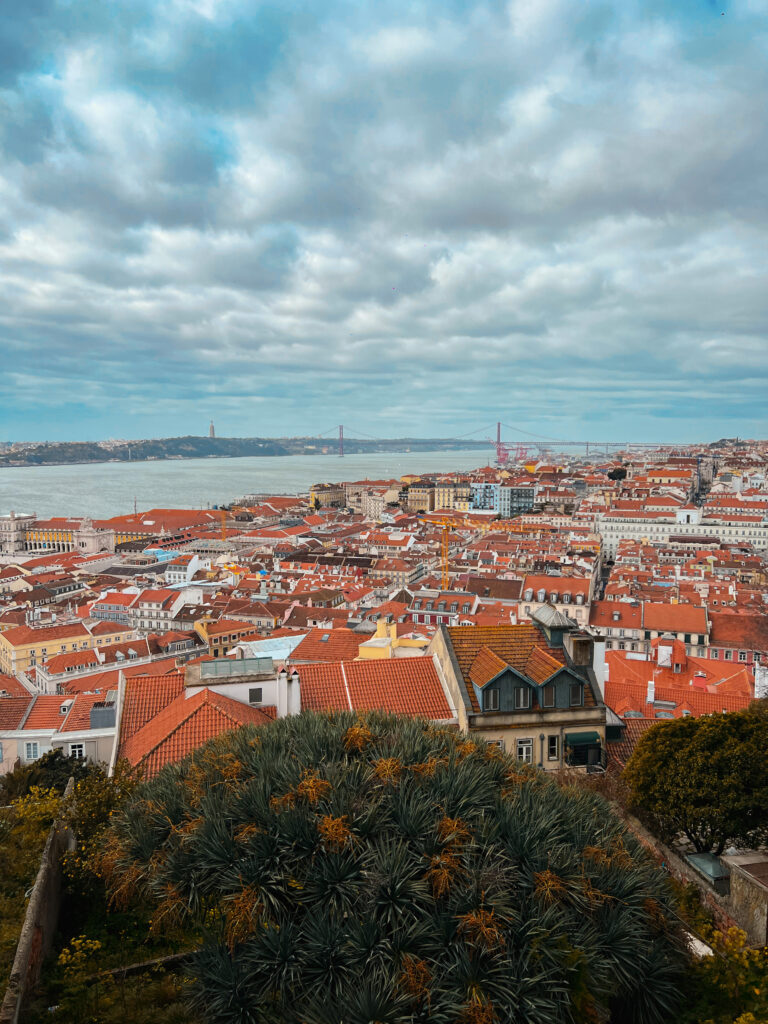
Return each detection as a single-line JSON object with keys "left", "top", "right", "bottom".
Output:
{"left": 2, "top": 0, "right": 767, "bottom": 442}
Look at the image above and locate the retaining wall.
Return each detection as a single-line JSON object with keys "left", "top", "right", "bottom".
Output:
{"left": 0, "top": 780, "right": 75, "bottom": 1024}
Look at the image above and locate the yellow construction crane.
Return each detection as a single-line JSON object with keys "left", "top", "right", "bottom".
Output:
{"left": 427, "top": 516, "right": 483, "bottom": 591}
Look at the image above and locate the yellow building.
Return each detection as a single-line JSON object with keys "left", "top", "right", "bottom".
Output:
{"left": 434, "top": 482, "right": 472, "bottom": 512}
{"left": 357, "top": 619, "right": 430, "bottom": 660}
{"left": 309, "top": 483, "right": 345, "bottom": 508}
{"left": 0, "top": 621, "right": 134, "bottom": 676}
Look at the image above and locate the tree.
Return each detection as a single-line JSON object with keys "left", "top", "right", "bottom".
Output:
{"left": 105, "top": 712, "right": 689, "bottom": 1024}
{"left": 607, "top": 467, "right": 627, "bottom": 481}
{"left": 624, "top": 704, "right": 768, "bottom": 855}
{"left": 0, "top": 748, "right": 95, "bottom": 803}
{"left": 680, "top": 927, "right": 768, "bottom": 1024}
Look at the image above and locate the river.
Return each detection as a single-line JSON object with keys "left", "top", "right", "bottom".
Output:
{"left": 0, "top": 450, "right": 491, "bottom": 519}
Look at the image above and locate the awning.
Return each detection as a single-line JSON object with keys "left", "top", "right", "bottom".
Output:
{"left": 565, "top": 731, "right": 601, "bottom": 746}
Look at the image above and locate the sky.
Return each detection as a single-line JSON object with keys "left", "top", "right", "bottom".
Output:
{"left": 1, "top": 0, "right": 767, "bottom": 444}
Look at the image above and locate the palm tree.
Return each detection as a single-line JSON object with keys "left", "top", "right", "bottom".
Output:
{"left": 105, "top": 712, "right": 688, "bottom": 1024}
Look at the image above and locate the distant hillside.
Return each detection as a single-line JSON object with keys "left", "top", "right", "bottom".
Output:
{"left": 0, "top": 435, "right": 489, "bottom": 467}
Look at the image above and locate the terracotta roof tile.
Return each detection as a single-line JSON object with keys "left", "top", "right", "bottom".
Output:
{"left": 524, "top": 646, "right": 564, "bottom": 685}
{"left": 0, "top": 673, "right": 32, "bottom": 697}
{"left": 468, "top": 646, "right": 508, "bottom": 688}
{"left": 60, "top": 691, "right": 110, "bottom": 732}
{"left": 23, "top": 695, "right": 70, "bottom": 730}
{"left": 0, "top": 695, "right": 33, "bottom": 729}
{"left": 299, "top": 660, "right": 452, "bottom": 720}
{"left": 606, "top": 717, "right": 659, "bottom": 771}
{"left": 445, "top": 625, "right": 566, "bottom": 712}
{"left": 121, "top": 688, "right": 273, "bottom": 778}
{"left": 291, "top": 628, "right": 363, "bottom": 663}
{"left": 119, "top": 672, "right": 184, "bottom": 745}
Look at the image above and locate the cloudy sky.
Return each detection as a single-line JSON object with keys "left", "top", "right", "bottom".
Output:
{"left": 1, "top": 0, "right": 766, "bottom": 443}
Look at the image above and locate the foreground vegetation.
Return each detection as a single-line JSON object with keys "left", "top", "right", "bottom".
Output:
{"left": 624, "top": 703, "right": 768, "bottom": 855}
{"left": 4, "top": 713, "right": 768, "bottom": 1023}
{"left": 105, "top": 712, "right": 689, "bottom": 1024}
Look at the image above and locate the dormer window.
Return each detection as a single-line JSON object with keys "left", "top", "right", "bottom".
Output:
{"left": 514, "top": 686, "right": 531, "bottom": 710}
{"left": 485, "top": 688, "right": 500, "bottom": 711}
{"left": 537, "top": 589, "right": 546, "bottom": 602}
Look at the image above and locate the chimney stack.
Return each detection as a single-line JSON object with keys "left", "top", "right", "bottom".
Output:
{"left": 646, "top": 679, "right": 655, "bottom": 705}
{"left": 288, "top": 669, "right": 301, "bottom": 716}
{"left": 276, "top": 667, "right": 289, "bottom": 718}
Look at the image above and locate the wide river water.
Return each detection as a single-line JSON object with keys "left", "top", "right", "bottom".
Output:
{"left": 0, "top": 450, "right": 490, "bottom": 519}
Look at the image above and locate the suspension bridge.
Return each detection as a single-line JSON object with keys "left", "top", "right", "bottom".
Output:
{"left": 311, "top": 423, "right": 689, "bottom": 465}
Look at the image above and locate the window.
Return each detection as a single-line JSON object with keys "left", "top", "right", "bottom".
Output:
{"left": 739, "top": 651, "right": 747, "bottom": 662}
{"left": 724, "top": 650, "right": 732, "bottom": 660}
{"left": 69, "top": 743, "right": 85, "bottom": 759}
{"left": 514, "top": 687, "right": 531, "bottom": 710}
{"left": 516, "top": 738, "right": 533, "bottom": 763}
{"left": 248, "top": 687, "right": 263, "bottom": 705}
{"left": 485, "top": 688, "right": 500, "bottom": 712}
{"left": 618, "top": 642, "right": 625, "bottom": 651}
{"left": 25, "top": 742, "right": 39, "bottom": 761}
{"left": 569, "top": 683, "right": 583, "bottom": 707}
{"left": 541, "top": 683, "right": 555, "bottom": 708}
{"left": 547, "top": 736, "right": 559, "bottom": 761}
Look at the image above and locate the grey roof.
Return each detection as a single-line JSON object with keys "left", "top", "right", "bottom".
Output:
{"left": 530, "top": 603, "right": 577, "bottom": 630}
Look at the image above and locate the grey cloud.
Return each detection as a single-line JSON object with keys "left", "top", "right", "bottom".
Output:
{"left": 0, "top": 0, "right": 767, "bottom": 440}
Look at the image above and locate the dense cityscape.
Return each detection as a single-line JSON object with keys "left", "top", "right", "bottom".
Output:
{"left": 3, "top": 0, "right": 768, "bottom": 1017}
{"left": 2, "top": 438, "right": 768, "bottom": 1021}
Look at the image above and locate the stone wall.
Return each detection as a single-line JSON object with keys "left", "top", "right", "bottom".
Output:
{"left": 0, "top": 780, "right": 75, "bottom": 1024}
{"left": 729, "top": 863, "right": 768, "bottom": 947}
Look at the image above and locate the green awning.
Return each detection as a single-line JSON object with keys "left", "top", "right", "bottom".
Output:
{"left": 565, "top": 731, "right": 601, "bottom": 746}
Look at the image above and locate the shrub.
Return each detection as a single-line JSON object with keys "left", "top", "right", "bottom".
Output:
{"left": 106, "top": 712, "right": 689, "bottom": 1024}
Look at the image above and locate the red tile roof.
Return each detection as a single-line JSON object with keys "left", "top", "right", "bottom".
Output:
{"left": 445, "top": 625, "right": 567, "bottom": 712}
{"left": 606, "top": 717, "right": 660, "bottom": 771}
{"left": 468, "top": 646, "right": 508, "bottom": 688}
{"left": 120, "top": 688, "right": 273, "bottom": 778}
{"left": 0, "top": 673, "right": 32, "bottom": 697}
{"left": 1, "top": 623, "right": 90, "bottom": 646}
{"left": 643, "top": 603, "right": 708, "bottom": 635}
{"left": 0, "top": 695, "right": 33, "bottom": 729}
{"left": 44, "top": 649, "right": 101, "bottom": 674}
{"left": 709, "top": 612, "right": 768, "bottom": 651}
{"left": 119, "top": 672, "right": 185, "bottom": 745}
{"left": 298, "top": 659, "right": 453, "bottom": 720}
{"left": 60, "top": 691, "right": 110, "bottom": 732}
{"left": 23, "top": 695, "right": 70, "bottom": 730}
{"left": 290, "top": 628, "right": 363, "bottom": 663}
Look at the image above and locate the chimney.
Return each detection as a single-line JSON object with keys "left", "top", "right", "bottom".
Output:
{"left": 288, "top": 669, "right": 301, "bottom": 716}
{"left": 647, "top": 679, "right": 655, "bottom": 705}
{"left": 276, "top": 667, "right": 289, "bottom": 718}
{"left": 755, "top": 664, "right": 768, "bottom": 701}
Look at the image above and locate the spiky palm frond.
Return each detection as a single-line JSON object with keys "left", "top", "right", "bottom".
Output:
{"left": 108, "top": 711, "right": 689, "bottom": 1024}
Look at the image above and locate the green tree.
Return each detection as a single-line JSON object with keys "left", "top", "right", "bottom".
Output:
{"left": 0, "top": 748, "right": 95, "bottom": 803}
{"left": 624, "top": 704, "right": 768, "bottom": 855}
{"left": 106, "top": 713, "right": 689, "bottom": 1024}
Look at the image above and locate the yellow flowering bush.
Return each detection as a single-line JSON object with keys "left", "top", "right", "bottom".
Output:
{"left": 682, "top": 926, "right": 768, "bottom": 1024}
